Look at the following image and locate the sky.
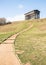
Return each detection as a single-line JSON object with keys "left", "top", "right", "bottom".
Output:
{"left": 0, "top": 0, "right": 46, "bottom": 21}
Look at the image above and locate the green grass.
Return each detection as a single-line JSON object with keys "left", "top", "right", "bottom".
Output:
{"left": 0, "top": 20, "right": 32, "bottom": 43}
{"left": 0, "top": 18, "right": 46, "bottom": 65}
{"left": 0, "top": 33, "right": 10, "bottom": 43}
{"left": 0, "top": 32, "right": 15, "bottom": 43}
{"left": 14, "top": 19, "right": 46, "bottom": 65}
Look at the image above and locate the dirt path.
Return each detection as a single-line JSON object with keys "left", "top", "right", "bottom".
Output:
{"left": 0, "top": 25, "right": 33, "bottom": 65}
{"left": 0, "top": 44, "right": 21, "bottom": 65}
{"left": 0, "top": 34, "right": 22, "bottom": 65}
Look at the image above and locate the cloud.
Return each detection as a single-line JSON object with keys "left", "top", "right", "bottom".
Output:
{"left": 6, "top": 14, "right": 25, "bottom": 22}
{"left": 18, "top": 4, "right": 24, "bottom": 9}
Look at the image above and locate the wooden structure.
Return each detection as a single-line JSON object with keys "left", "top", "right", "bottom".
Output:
{"left": 24, "top": 10, "right": 40, "bottom": 20}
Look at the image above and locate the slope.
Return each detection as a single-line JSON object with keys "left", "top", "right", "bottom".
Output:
{"left": 0, "top": 20, "right": 32, "bottom": 43}
{"left": 14, "top": 18, "right": 46, "bottom": 65}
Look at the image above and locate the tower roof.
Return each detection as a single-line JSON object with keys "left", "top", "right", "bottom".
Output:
{"left": 24, "top": 10, "right": 40, "bottom": 15}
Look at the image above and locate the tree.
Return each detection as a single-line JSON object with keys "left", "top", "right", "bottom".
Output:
{"left": 0, "top": 18, "right": 6, "bottom": 25}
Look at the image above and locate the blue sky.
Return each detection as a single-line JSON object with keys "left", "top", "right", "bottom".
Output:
{"left": 0, "top": 0, "right": 46, "bottom": 21}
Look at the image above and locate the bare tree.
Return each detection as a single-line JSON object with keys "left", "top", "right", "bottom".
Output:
{"left": 0, "top": 18, "right": 6, "bottom": 25}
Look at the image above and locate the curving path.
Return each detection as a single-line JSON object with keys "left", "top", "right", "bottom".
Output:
{"left": 0, "top": 25, "right": 33, "bottom": 65}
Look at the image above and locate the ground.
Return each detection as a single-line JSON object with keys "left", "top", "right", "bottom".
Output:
{"left": 14, "top": 19, "right": 46, "bottom": 65}
{"left": 0, "top": 33, "right": 22, "bottom": 65}
{"left": 0, "top": 23, "right": 33, "bottom": 65}
{"left": 0, "top": 19, "right": 46, "bottom": 65}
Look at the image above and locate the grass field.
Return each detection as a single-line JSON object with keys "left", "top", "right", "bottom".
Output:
{"left": 0, "top": 18, "right": 46, "bottom": 65}
{"left": 0, "top": 32, "right": 15, "bottom": 43}
{"left": 14, "top": 19, "right": 46, "bottom": 65}
{"left": 0, "top": 20, "right": 32, "bottom": 43}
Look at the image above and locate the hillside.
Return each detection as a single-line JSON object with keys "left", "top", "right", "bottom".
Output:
{"left": 14, "top": 18, "right": 46, "bottom": 65}
{"left": 0, "top": 20, "right": 32, "bottom": 43}
{"left": 0, "top": 18, "right": 46, "bottom": 65}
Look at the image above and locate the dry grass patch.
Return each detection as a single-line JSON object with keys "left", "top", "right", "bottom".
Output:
{"left": 0, "top": 20, "right": 32, "bottom": 43}
{"left": 14, "top": 19, "right": 46, "bottom": 65}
